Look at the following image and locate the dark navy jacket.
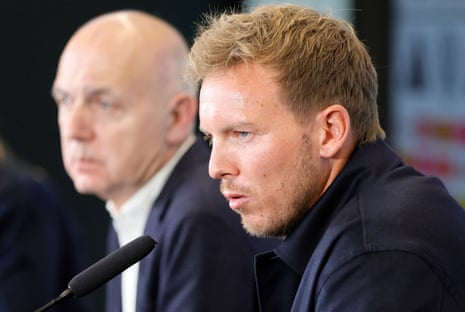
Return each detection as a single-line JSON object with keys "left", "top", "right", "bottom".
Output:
{"left": 256, "top": 140, "right": 465, "bottom": 312}
{"left": 106, "top": 137, "right": 276, "bottom": 312}
{"left": 0, "top": 158, "right": 84, "bottom": 312}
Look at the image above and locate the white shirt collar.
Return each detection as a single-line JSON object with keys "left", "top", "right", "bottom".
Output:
{"left": 104, "top": 134, "right": 196, "bottom": 312}
{"left": 105, "top": 134, "right": 196, "bottom": 244}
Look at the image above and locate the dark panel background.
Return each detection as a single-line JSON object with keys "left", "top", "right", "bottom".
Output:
{"left": 354, "top": 0, "right": 391, "bottom": 136}
{"left": 0, "top": 1, "right": 240, "bottom": 311}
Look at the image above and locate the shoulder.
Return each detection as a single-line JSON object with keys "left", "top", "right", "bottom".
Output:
{"left": 308, "top": 250, "right": 465, "bottom": 311}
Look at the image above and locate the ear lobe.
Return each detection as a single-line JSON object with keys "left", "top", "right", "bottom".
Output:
{"left": 316, "top": 104, "right": 352, "bottom": 158}
{"left": 166, "top": 93, "right": 198, "bottom": 145}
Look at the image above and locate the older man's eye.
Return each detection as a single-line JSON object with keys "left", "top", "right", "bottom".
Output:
{"left": 236, "top": 131, "right": 250, "bottom": 138}
{"left": 100, "top": 101, "right": 113, "bottom": 109}
{"left": 53, "top": 92, "right": 72, "bottom": 107}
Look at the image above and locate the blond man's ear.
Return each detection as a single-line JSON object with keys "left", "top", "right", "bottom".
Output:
{"left": 315, "top": 104, "right": 354, "bottom": 159}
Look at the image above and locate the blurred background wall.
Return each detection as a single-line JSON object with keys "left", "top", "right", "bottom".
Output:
{"left": 0, "top": 0, "right": 462, "bottom": 311}
{"left": 388, "top": 0, "right": 465, "bottom": 208}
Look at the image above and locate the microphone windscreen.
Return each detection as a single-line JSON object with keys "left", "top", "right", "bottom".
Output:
{"left": 68, "top": 235, "right": 156, "bottom": 297}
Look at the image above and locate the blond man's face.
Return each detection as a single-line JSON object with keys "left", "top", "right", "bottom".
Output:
{"left": 199, "top": 63, "right": 326, "bottom": 237}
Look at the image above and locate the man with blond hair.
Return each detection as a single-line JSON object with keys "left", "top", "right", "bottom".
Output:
{"left": 186, "top": 4, "right": 465, "bottom": 311}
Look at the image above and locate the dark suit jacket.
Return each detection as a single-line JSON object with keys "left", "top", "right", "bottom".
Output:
{"left": 256, "top": 139, "right": 465, "bottom": 312}
{"left": 0, "top": 158, "right": 84, "bottom": 312}
{"left": 106, "top": 137, "right": 271, "bottom": 312}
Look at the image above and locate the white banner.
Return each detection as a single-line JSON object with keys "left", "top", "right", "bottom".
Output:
{"left": 390, "top": 0, "right": 465, "bottom": 207}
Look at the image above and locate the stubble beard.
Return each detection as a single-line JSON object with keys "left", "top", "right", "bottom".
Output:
{"left": 242, "top": 135, "right": 322, "bottom": 238}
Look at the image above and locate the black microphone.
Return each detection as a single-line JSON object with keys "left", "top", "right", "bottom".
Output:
{"left": 34, "top": 235, "right": 156, "bottom": 312}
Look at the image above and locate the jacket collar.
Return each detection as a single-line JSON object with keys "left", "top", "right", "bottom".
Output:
{"left": 274, "top": 139, "right": 402, "bottom": 275}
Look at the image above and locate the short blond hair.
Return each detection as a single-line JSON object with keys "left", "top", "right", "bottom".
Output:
{"left": 186, "top": 4, "right": 385, "bottom": 144}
